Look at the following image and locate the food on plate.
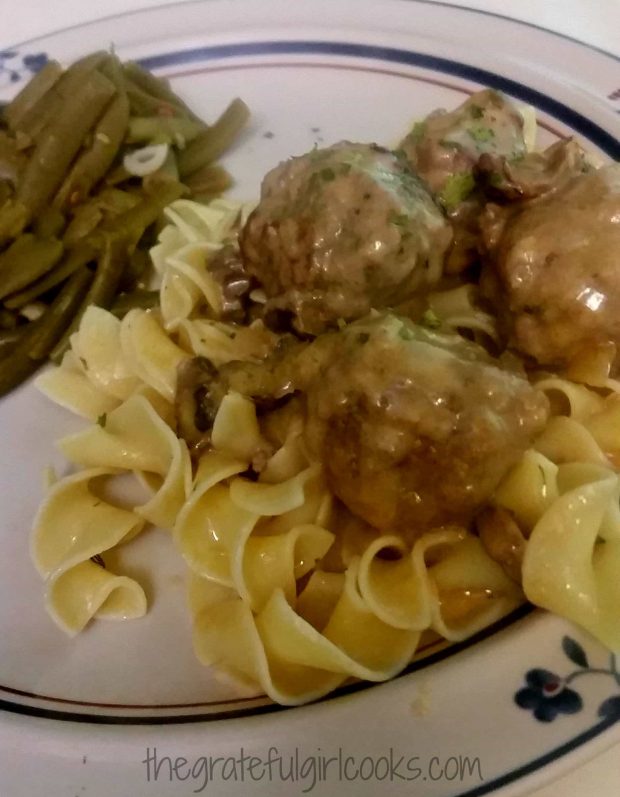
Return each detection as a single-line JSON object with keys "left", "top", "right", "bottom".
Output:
{"left": 0, "top": 52, "right": 249, "bottom": 397}
{"left": 21, "top": 73, "right": 620, "bottom": 706}
{"left": 481, "top": 164, "right": 620, "bottom": 368}
{"left": 301, "top": 316, "right": 550, "bottom": 533}
{"left": 400, "top": 88, "right": 528, "bottom": 200}
{"left": 240, "top": 142, "right": 451, "bottom": 333}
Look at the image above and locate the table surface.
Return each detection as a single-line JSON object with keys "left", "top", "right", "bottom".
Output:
{"left": 1, "top": 1, "right": 619, "bottom": 795}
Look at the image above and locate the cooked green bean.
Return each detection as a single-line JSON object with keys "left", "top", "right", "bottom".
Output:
{"left": 0, "top": 198, "right": 28, "bottom": 244}
{"left": 3, "top": 61, "right": 63, "bottom": 132}
{"left": 0, "top": 322, "right": 33, "bottom": 362}
{"left": 119, "top": 247, "right": 150, "bottom": 292}
{"left": 125, "top": 81, "right": 174, "bottom": 118}
{"left": 184, "top": 164, "right": 233, "bottom": 199}
{"left": 34, "top": 206, "right": 65, "bottom": 239}
{"left": 141, "top": 150, "right": 180, "bottom": 193}
{"left": 54, "top": 91, "right": 130, "bottom": 209}
{"left": 28, "top": 267, "right": 92, "bottom": 361}
{"left": 97, "top": 53, "right": 125, "bottom": 90}
{"left": 4, "top": 243, "right": 96, "bottom": 309}
{"left": 17, "top": 70, "right": 116, "bottom": 221}
{"left": 0, "top": 308, "right": 18, "bottom": 329}
{"left": 63, "top": 203, "right": 104, "bottom": 247}
{"left": 0, "top": 131, "right": 26, "bottom": 187}
{"left": 126, "top": 116, "right": 203, "bottom": 146}
{"left": 50, "top": 238, "right": 125, "bottom": 361}
{"left": 0, "top": 183, "right": 12, "bottom": 206}
{"left": 64, "top": 188, "right": 142, "bottom": 247}
{"left": 0, "top": 234, "right": 64, "bottom": 300}
{"left": 178, "top": 99, "right": 250, "bottom": 178}
{"left": 123, "top": 62, "right": 202, "bottom": 121}
{"left": 0, "top": 325, "right": 23, "bottom": 349}
{"left": 0, "top": 267, "right": 91, "bottom": 394}
{"left": 15, "top": 52, "right": 110, "bottom": 143}
{"left": 111, "top": 288, "right": 159, "bottom": 317}
{"left": 92, "top": 180, "right": 184, "bottom": 248}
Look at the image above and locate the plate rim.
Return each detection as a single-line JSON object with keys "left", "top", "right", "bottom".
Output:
{"left": 4, "top": 0, "right": 619, "bottom": 65}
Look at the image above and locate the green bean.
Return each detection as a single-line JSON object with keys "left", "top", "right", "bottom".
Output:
{"left": 50, "top": 238, "right": 125, "bottom": 362}
{"left": 15, "top": 52, "right": 110, "bottom": 143}
{"left": 111, "top": 288, "right": 159, "bottom": 317}
{"left": 63, "top": 188, "right": 140, "bottom": 247}
{"left": 142, "top": 150, "right": 180, "bottom": 193}
{"left": 123, "top": 62, "right": 202, "bottom": 121}
{"left": 97, "top": 53, "right": 124, "bottom": 90}
{"left": 184, "top": 164, "right": 233, "bottom": 199}
{"left": 3, "top": 61, "right": 63, "bottom": 132}
{"left": 28, "top": 267, "right": 92, "bottom": 361}
{"left": 126, "top": 116, "right": 203, "bottom": 146}
{"left": 0, "top": 308, "right": 18, "bottom": 329}
{"left": 4, "top": 243, "right": 96, "bottom": 309}
{"left": 0, "top": 267, "right": 91, "bottom": 395}
{"left": 0, "top": 235, "right": 64, "bottom": 300}
{"left": 0, "top": 322, "right": 32, "bottom": 363}
{"left": 17, "top": 70, "right": 116, "bottom": 222}
{"left": 34, "top": 206, "right": 65, "bottom": 239}
{"left": 54, "top": 92, "right": 130, "bottom": 209}
{"left": 91, "top": 180, "right": 184, "bottom": 249}
{"left": 0, "top": 198, "right": 28, "bottom": 244}
{"left": 125, "top": 82, "right": 174, "bottom": 118}
{"left": 63, "top": 203, "right": 104, "bottom": 247}
{"left": 119, "top": 247, "right": 150, "bottom": 292}
{"left": 178, "top": 99, "right": 250, "bottom": 178}
{"left": 0, "top": 130, "right": 26, "bottom": 187}
{"left": 0, "top": 183, "right": 12, "bottom": 207}
{"left": 103, "top": 163, "right": 131, "bottom": 186}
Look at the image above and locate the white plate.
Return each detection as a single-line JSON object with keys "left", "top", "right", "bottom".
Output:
{"left": 0, "top": 1, "right": 619, "bottom": 795}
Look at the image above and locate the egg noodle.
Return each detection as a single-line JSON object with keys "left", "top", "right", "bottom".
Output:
{"left": 30, "top": 198, "right": 620, "bottom": 705}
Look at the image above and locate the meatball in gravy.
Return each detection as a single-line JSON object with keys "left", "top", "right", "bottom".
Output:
{"left": 400, "top": 89, "right": 527, "bottom": 203}
{"left": 303, "top": 315, "right": 549, "bottom": 536}
{"left": 481, "top": 164, "right": 620, "bottom": 369}
{"left": 240, "top": 142, "right": 452, "bottom": 334}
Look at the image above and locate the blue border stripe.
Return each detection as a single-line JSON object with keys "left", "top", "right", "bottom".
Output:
{"left": 138, "top": 40, "right": 620, "bottom": 159}
{"left": 455, "top": 716, "right": 619, "bottom": 797}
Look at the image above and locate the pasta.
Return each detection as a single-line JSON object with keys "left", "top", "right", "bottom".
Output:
{"left": 31, "top": 468, "right": 147, "bottom": 634}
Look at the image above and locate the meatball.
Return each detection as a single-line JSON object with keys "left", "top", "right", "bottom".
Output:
{"left": 400, "top": 89, "right": 528, "bottom": 273}
{"left": 400, "top": 89, "right": 527, "bottom": 202}
{"left": 481, "top": 164, "right": 620, "bottom": 368}
{"left": 302, "top": 315, "right": 549, "bottom": 536}
{"left": 240, "top": 142, "right": 452, "bottom": 334}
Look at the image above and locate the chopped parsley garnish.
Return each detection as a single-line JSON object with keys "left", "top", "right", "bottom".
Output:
{"left": 439, "top": 139, "right": 462, "bottom": 151}
{"left": 398, "top": 325, "right": 415, "bottom": 341}
{"left": 468, "top": 126, "right": 495, "bottom": 144}
{"left": 96, "top": 413, "right": 107, "bottom": 428}
{"left": 420, "top": 308, "right": 441, "bottom": 329}
{"left": 320, "top": 167, "right": 336, "bottom": 182}
{"left": 357, "top": 332, "right": 370, "bottom": 344}
{"left": 340, "top": 163, "right": 352, "bottom": 176}
{"left": 439, "top": 172, "right": 476, "bottom": 209}
{"left": 409, "top": 121, "right": 427, "bottom": 144}
{"left": 388, "top": 210, "right": 410, "bottom": 229}
{"left": 469, "top": 104, "right": 484, "bottom": 119}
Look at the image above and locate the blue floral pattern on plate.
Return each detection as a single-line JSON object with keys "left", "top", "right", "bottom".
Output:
{"left": 0, "top": 50, "right": 48, "bottom": 87}
{"left": 515, "top": 636, "right": 620, "bottom": 724}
